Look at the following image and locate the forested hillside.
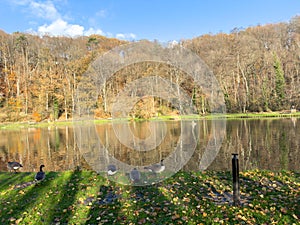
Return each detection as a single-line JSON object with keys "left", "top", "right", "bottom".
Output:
{"left": 184, "top": 16, "right": 300, "bottom": 113}
{"left": 0, "top": 16, "right": 299, "bottom": 122}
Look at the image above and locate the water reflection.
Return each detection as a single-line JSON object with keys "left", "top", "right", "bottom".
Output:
{"left": 73, "top": 120, "right": 203, "bottom": 185}
{"left": 0, "top": 118, "right": 299, "bottom": 172}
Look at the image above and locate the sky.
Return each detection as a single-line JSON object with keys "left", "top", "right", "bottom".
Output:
{"left": 0, "top": 0, "right": 299, "bottom": 42}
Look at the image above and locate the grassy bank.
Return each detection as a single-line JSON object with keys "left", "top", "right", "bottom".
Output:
{"left": 1, "top": 111, "right": 300, "bottom": 130}
{"left": 0, "top": 170, "right": 299, "bottom": 224}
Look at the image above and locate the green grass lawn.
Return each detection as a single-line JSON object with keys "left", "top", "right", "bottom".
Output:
{"left": 0, "top": 170, "right": 299, "bottom": 225}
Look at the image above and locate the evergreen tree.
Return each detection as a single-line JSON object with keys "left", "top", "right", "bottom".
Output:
{"left": 273, "top": 54, "right": 285, "bottom": 109}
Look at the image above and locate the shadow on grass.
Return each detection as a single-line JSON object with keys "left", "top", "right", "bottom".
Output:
{"left": 45, "top": 170, "right": 82, "bottom": 224}
{"left": 0, "top": 171, "right": 59, "bottom": 224}
{"left": 239, "top": 172, "right": 300, "bottom": 219}
{"left": 84, "top": 179, "right": 181, "bottom": 224}
{"left": 292, "top": 171, "right": 300, "bottom": 218}
{"left": 0, "top": 172, "right": 32, "bottom": 189}
{"left": 84, "top": 183, "right": 122, "bottom": 225}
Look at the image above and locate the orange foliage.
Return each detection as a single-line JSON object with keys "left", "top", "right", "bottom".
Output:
{"left": 32, "top": 111, "right": 42, "bottom": 122}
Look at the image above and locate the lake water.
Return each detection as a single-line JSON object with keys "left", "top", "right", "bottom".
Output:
{"left": 0, "top": 118, "right": 299, "bottom": 173}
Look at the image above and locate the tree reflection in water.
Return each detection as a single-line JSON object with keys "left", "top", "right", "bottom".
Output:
{"left": 0, "top": 118, "right": 299, "bottom": 173}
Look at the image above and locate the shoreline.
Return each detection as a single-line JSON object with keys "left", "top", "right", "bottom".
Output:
{"left": 1, "top": 111, "right": 300, "bottom": 130}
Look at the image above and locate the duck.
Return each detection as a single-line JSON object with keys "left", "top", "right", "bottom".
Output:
{"left": 129, "top": 168, "right": 141, "bottom": 183}
{"left": 7, "top": 161, "right": 23, "bottom": 173}
{"left": 107, "top": 164, "right": 117, "bottom": 176}
{"left": 35, "top": 165, "right": 45, "bottom": 182}
{"left": 144, "top": 159, "right": 165, "bottom": 174}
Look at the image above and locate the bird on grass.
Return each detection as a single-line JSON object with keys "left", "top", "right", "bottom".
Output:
{"left": 13, "top": 164, "right": 45, "bottom": 189}
{"left": 107, "top": 164, "right": 117, "bottom": 176}
{"left": 144, "top": 159, "right": 165, "bottom": 174}
{"left": 7, "top": 161, "right": 23, "bottom": 173}
{"left": 129, "top": 168, "right": 141, "bottom": 183}
{"left": 35, "top": 165, "right": 45, "bottom": 182}
{"left": 14, "top": 164, "right": 45, "bottom": 189}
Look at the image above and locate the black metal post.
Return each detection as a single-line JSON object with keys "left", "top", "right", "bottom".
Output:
{"left": 232, "top": 153, "right": 240, "bottom": 206}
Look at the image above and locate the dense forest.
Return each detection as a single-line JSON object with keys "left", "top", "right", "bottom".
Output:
{"left": 0, "top": 16, "right": 299, "bottom": 122}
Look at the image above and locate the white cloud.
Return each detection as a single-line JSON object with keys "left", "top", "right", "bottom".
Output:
{"left": 10, "top": 0, "right": 137, "bottom": 39}
{"left": 29, "top": 1, "right": 60, "bottom": 20}
{"left": 11, "top": 0, "right": 60, "bottom": 21}
{"left": 116, "top": 33, "right": 136, "bottom": 40}
{"left": 168, "top": 40, "right": 179, "bottom": 48}
{"left": 38, "top": 19, "right": 84, "bottom": 37}
{"left": 116, "top": 33, "right": 125, "bottom": 39}
{"left": 84, "top": 28, "right": 105, "bottom": 36}
{"left": 37, "top": 19, "right": 108, "bottom": 37}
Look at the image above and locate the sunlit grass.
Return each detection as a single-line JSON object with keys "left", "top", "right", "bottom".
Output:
{"left": 0, "top": 170, "right": 299, "bottom": 224}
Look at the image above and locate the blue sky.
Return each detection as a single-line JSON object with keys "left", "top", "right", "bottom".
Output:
{"left": 0, "top": 0, "right": 299, "bottom": 41}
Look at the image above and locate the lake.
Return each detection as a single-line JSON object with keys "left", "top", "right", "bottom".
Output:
{"left": 0, "top": 118, "right": 299, "bottom": 173}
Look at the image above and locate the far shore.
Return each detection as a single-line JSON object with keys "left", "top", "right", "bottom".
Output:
{"left": 0, "top": 111, "right": 300, "bottom": 130}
